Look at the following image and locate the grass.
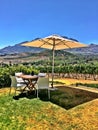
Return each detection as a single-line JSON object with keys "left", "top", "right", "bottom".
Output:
{"left": 0, "top": 87, "right": 98, "bottom": 130}
{"left": 54, "top": 78, "right": 98, "bottom": 86}
{"left": 76, "top": 83, "right": 98, "bottom": 88}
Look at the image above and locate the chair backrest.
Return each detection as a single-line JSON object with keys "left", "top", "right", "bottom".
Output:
{"left": 38, "top": 73, "right": 46, "bottom": 77}
{"left": 15, "top": 72, "right": 23, "bottom": 76}
{"left": 15, "top": 72, "right": 24, "bottom": 83}
{"left": 37, "top": 77, "right": 49, "bottom": 89}
{"left": 10, "top": 76, "right": 17, "bottom": 87}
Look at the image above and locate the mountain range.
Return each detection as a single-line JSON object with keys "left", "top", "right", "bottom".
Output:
{"left": 0, "top": 41, "right": 44, "bottom": 55}
{"left": 66, "top": 43, "right": 98, "bottom": 55}
{"left": 0, "top": 41, "right": 98, "bottom": 55}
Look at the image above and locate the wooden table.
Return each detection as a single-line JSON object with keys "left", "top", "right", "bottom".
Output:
{"left": 19, "top": 74, "right": 38, "bottom": 92}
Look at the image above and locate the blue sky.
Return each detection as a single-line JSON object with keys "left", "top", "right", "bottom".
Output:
{"left": 0, "top": 0, "right": 98, "bottom": 49}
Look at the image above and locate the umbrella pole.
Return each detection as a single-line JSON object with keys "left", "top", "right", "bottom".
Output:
{"left": 51, "top": 49, "right": 54, "bottom": 88}
{"left": 51, "top": 40, "right": 55, "bottom": 88}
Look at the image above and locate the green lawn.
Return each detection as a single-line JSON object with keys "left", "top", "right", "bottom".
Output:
{"left": 0, "top": 93, "right": 66, "bottom": 130}
{"left": 0, "top": 87, "right": 98, "bottom": 130}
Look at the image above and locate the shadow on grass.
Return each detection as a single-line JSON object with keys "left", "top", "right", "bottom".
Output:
{"left": 13, "top": 86, "right": 98, "bottom": 110}
{"left": 50, "top": 86, "right": 98, "bottom": 110}
{"left": 13, "top": 90, "right": 50, "bottom": 101}
{"left": 13, "top": 90, "right": 37, "bottom": 100}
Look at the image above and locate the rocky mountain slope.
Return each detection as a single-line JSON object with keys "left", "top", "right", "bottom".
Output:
{"left": 0, "top": 41, "right": 44, "bottom": 55}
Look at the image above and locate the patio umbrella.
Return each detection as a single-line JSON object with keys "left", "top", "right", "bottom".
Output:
{"left": 22, "top": 34, "right": 87, "bottom": 88}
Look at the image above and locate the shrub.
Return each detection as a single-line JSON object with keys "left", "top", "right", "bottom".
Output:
{"left": 0, "top": 72, "right": 11, "bottom": 88}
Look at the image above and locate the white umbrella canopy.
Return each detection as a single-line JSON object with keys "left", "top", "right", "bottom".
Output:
{"left": 22, "top": 34, "right": 87, "bottom": 87}
{"left": 22, "top": 35, "right": 87, "bottom": 50}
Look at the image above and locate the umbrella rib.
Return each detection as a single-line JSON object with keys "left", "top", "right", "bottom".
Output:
{"left": 55, "top": 40, "right": 72, "bottom": 49}
{"left": 40, "top": 39, "right": 53, "bottom": 45}
{"left": 61, "top": 40, "right": 85, "bottom": 48}
{"left": 39, "top": 39, "right": 74, "bottom": 49}
{"left": 39, "top": 39, "right": 53, "bottom": 47}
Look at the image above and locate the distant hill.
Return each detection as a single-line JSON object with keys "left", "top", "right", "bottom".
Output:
{"left": 67, "top": 43, "right": 98, "bottom": 55}
{"left": 0, "top": 41, "right": 44, "bottom": 55}
{"left": 0, "top": 41, "right": 98, "bottom": 55}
